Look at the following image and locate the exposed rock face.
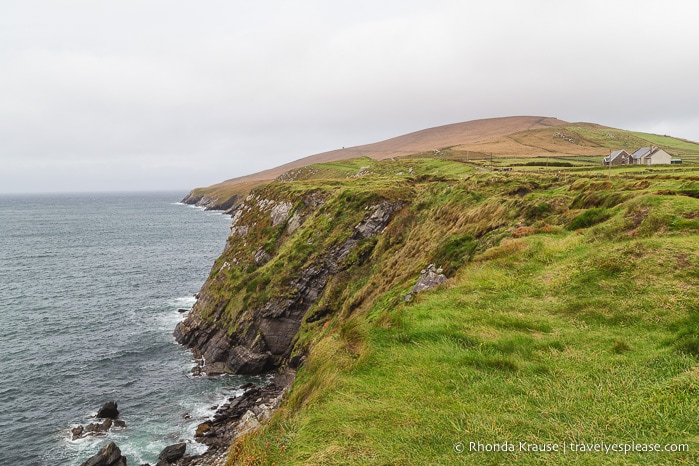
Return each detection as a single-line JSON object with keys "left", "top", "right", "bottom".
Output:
{"left": 180, "top": 192, "right": 241, "bottom": 212}
{"left": 187, "top": 371, "right": 294, "bottom": 457}
{"left": 270, "top": 201, "right": 293, "bottom": 226}
{"left": 405, "top": 264, "right": 447, "bottom": 301}
{"left": 253, "top": 248, "right": 272, "bottom": 266}
{"left": 80, "top": 442, "right": 127, "bottom": 466}
{"left": 174, "top": 196, "right": 403, "bottom": 376}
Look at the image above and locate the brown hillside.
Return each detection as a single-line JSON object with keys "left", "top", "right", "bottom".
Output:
{"left": 220, "top": 116, "right": 567, "bottom": 185}
{"left": 454, "top": 122, "right": 608, "bottom": 157}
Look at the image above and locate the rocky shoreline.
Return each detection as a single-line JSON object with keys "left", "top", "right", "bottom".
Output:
{"left": 78, "top": 370, "right": 294, "bottom": 466}
{"left": 175, "top": 369, "right": 294, "bottom": 466}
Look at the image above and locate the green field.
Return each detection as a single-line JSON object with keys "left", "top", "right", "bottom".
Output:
{"left": 194, "top": 157, "right": 699, "bottom": 465}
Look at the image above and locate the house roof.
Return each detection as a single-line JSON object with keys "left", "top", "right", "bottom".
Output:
{"left": 631, "top": 147, "right": 652, "bottom": 159}
{"left": 604, "top": 150, "right": 629, "bottom": 163}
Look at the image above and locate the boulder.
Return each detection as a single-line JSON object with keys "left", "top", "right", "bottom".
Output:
{"left": 412, "top": 264, "right": 446, "bottom": 293}
{"left": 157, "top": 442, "right": 186, "bottom": 464}
{"left": 71, "top": 425, "right": 84, "bottom": 440}
{"left": 195, "top": 422, "right": 212, "bottom": 437}
{"left": 80, "top": 441, "right": 127, "bottom": 466}
{"left": 96, "top": 401, "right": 120, "bottom": 419}
{"left": 406, "top": 264, "right": 447, "bottom": 301}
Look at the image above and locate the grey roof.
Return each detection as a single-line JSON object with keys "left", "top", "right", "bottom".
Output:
{"left": 631, "top": 147, "right": 651, "bottom": 159}
{"left": 604, "top": 150, "right": 629, "bottom": 163}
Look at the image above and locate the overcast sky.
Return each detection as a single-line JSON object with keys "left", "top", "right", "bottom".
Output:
{"left": 1, "top": 0, "right": 697, "bottom": 193}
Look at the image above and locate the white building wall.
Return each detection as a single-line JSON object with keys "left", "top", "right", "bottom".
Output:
{"left": 648, "top": 149, "right": 672, "bottom": 165}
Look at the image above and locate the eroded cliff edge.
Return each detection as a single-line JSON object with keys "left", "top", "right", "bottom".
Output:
{"left": 174, "top": 180, "right": 409, "bottom": 376}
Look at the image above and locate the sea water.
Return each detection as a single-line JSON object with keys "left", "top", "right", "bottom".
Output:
{"left": 0, "top": 192, "right": 253, "bottom": 465}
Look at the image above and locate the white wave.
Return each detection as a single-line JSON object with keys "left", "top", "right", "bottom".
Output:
{"left": 169, "top": 296, "right": 197, "bottom": 309}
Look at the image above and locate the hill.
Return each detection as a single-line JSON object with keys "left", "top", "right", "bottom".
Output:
{"left": 173, "top": 156, "right": 699, "bottom": 465}
{"left": 183, "top": 116, "right": 699, "bottom": 211}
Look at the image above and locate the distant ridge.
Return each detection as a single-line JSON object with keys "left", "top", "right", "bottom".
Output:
{"left": 222, "top": 116, "right": 567, "bottom": 184}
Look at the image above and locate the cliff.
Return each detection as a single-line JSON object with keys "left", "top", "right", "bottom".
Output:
{"left": 176, "top": 155, "right": 699, "bottom": 464}
{"left": 175, "top": 180, "right": 407, "bottom": 375}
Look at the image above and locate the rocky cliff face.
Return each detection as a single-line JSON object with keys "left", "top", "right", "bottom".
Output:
{"left": 180, "top": 191, "right": 242, "bottom": 212}
{"left": 174, "top": 182, "right": 407, "bottom": 376}
{"left": 174, "top": 162, "right": 535, "bottom": 379}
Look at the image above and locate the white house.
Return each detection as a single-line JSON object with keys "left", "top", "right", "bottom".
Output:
{"left": 630, "top": 146, "right": 672, "bottom": 165}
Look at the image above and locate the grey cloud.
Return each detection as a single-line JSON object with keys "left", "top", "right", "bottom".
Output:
{"left": 0, "top": 0, "right": 697, "bottom": 193}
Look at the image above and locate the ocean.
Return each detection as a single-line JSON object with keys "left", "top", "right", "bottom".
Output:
{"left": 0, "top": 192, "right": 254, "bottom": 465}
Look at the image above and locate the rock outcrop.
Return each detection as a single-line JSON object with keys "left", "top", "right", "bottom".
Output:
{"left": 96, "top": 401, "right": 120, "bottom": 419}
{"left": 405, "top": 264, "right": 447, "bottom": 301}
{"left": 174, "top": 190, "right": 404, "bottom": 376}
{"left": 157, "top": 443, "right": 186, "bottom": 465}
{"left": 180, "top": 192, "right": 241, "bottom": 212}
{"left": 172, "top": 371, "right": 294, "bottom": 465}
{"left": 80, "top": 442, "right": 127, "bottom": 466}
{"left": 71, "top": 402, "right": 126, "bottom": 440}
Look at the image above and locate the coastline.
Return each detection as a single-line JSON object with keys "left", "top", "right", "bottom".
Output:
{"left": 174, "top": 369, "right": 295, "bottom": 466}
{"left": 0, "top": 192, "right": 240, "bottom": 465}
{"left": 72, "top": 194, "right": 288, "bottom": 466}
{"left": 170, "top": 193, "right": 294, "bottom": 465}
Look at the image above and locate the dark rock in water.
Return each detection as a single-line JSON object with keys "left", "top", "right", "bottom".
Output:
{"left": 239, "top": 382, "right": 255, "bottom": 390}
{"left": 195, "top": 422, "right": 212, "bottom": 437}
{"left": 80, "top": 441, "right": 127, "bottom": 466}
{"left": 86, "top": 418, "right": 112, "bottom": 435}
{"left": 157, "top": 442, "right": 186, "bottom": 464}
{"left": 71, "top": 425, "right": 84, "bottom": 440}
{"left": 96, "top": 401, "right": 120, "bottom": 419}
{"left": 71, "top": 417, "right": 120, "bottom": 440}
{"left": 177, "top": 308, "right": 189, "bottom": 313}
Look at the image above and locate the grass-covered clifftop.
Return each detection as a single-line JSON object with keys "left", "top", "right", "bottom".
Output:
{"left": 186, "top": 157, "right": 698, "bottom": 465}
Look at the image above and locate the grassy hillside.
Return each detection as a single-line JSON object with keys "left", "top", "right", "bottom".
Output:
{"left": 451, "top": 123, "right": 699, "bottom": 160}
{"left": 209, "top": 157, "right": 699, "bottom": 465}
{"left": 183, "top": 120, "right": 699, "bottom": 212}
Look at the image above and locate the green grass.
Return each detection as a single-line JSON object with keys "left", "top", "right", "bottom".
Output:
{"left": 630, "top": 132, "right": 699, "bottom": 155}
{"left": 204, "top": 157, "right": 699, "bottom": 465}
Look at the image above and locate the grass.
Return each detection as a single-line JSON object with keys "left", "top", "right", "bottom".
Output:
{"left": 189, "top": 156, "right": 699, "bottom": 465}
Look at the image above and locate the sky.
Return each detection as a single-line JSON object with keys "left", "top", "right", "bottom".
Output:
{"left": 1, "top": 0, "right": 698, "bottom": 193}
